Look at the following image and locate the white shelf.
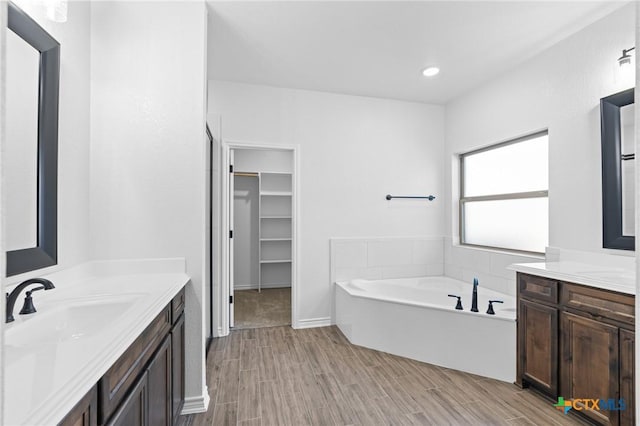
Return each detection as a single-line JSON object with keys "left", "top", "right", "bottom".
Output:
{"left": 257, "top": 168, "right": 293, "bottom": 291}
{"left": 260, "top": 191, "right": 292, "bottom": 196}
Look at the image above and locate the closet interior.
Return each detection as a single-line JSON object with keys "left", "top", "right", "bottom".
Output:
{"left": 232, "top": 148, "right": 293, "bottom": 328}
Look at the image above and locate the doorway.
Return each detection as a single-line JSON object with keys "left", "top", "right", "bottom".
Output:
{"left": 221, "top": 143, "right": 298, "bottom": 334}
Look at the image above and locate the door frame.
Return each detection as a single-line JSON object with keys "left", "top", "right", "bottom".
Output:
{"left": 220, "top": 141, "right": 300, "bottom": 336}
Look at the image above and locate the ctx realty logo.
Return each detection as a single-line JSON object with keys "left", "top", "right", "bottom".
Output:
{"left": 554, "top": 397, "right": 626, "bottom": 414}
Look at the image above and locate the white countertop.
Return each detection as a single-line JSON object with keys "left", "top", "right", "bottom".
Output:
{"left": 508, "top": 261, "right": 635, "bottom": 295}
{"left": 3, "top": 260, "right": 189, "bottom": 426}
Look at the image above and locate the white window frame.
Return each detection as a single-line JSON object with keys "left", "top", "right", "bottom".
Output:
{"left": 459, "top": 130, "right": 549, "bottom": 255}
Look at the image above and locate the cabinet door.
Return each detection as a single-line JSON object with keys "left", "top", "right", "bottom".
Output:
{"left": 519, "top": 299, "right": 558, "bottom": 396}
{"left": 58, "top": 385, "right": 98, "bottom": 426}
{"left": 560, "top": 311, "right": 619, "bottom": 426}
{"left": 148, "top": 336, "right": 172, "bottom": 426}
{"left": 107, "top": 373, "right": 147, "bottom": 426}
{"left": 620, "top": 328, "right": 634, "bottom": 426}
{"left": 171, "top": 314, "right": 185, "bottom": 424}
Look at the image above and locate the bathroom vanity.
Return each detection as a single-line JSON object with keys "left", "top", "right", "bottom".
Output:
{"left": 514, "top": 267, "right": 635, "bottom": 426}
{"left": 3, "top": 263, "right": 189, "bottom": 426}
{"left": 59, "top": 288, "right": 185, "bottom": 426}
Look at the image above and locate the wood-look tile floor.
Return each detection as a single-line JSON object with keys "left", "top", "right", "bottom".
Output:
{"left": 181, "top": 326, "right": 586, "bottom": 426}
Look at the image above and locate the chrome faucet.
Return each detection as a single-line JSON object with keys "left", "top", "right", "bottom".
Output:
{"left": 5, "top": 278, "right": 55, "bottom": 323}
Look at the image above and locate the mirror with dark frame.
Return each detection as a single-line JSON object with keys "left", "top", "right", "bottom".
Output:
{"left": 6, "top": 2, "right": 60, "bottom": 276}
{"left": 601, "top": 87, "right": 634, "bottom": 251}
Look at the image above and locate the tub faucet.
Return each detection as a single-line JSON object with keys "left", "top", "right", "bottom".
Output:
{"left": 471, "top": 278, "right": 479, "bottom": 312}
{"left": 5, "top": 278, "right": 55, "bottom": 323}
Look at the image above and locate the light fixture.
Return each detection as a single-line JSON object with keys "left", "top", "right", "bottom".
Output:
{"left": 422, "top": 67, "right": 440, "bottom": 77}
{"left": 618, "top": 47, "right": 635, "bottom": 67}
{"left": 46, "top": 0, "right": 67, "bottom": 23}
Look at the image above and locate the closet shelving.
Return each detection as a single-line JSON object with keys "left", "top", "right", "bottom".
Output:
{"left": 247, "top": 171, "right": 292, "bottom": 291}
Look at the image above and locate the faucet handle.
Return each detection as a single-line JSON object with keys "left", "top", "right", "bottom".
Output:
{"left": 486, "top": 300, "right": 504, "bottom": 315}
{"left": 19, "top": 286, "right": 45, "bottom": 315}
{"left": 448, "top": 294, "right": 464, "bottom": 310}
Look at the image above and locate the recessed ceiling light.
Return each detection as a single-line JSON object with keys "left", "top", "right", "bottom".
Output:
{"left": 422, "top": 67, "right": 440, "bottom": 77}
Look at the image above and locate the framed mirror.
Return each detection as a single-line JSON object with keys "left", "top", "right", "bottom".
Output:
{"left": 6, "top": 2, "right": 60, "bottom": 276}
{"left": 601, "top": 88, "right": 634, "bottom": 251}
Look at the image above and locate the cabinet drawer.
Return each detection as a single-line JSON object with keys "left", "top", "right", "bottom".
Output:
{"left": 99, "top": 305, "right": 171, "bottom": 424}
{"left": 518, "top": 273, "right": 558, "bottom": 305}
{"left": 561, "top": 283, "right": 634, "bottom": 326}
{"left": 172, "top": 288, "right": 185, "bottom": 324}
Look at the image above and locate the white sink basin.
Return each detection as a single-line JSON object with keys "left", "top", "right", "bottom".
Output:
{"left": 4, "top": 295, "right": 142, "bottom": 356}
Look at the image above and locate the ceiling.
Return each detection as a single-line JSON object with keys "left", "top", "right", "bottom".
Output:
{"left": 207, "top": 1, "right": 629, "bottom": 105}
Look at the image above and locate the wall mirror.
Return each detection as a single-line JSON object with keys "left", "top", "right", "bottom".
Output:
{"left": 601, "top": 88, "right": 634, "bottom": 251}
{"left": 6, "top": 2, "right": 60, "bottom": 276}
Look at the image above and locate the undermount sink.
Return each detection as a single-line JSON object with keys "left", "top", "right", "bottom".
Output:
{"left": 5, "top": 295, "right": 141, "bottom": 350}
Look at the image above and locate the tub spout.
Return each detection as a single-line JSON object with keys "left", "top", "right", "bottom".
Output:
{"left": 471, "top": 278, "right": 479, "bottom": 312}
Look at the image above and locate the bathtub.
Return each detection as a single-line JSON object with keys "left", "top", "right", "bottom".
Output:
{"left": 335, "top": 276, "right": 516, "bottom": 382}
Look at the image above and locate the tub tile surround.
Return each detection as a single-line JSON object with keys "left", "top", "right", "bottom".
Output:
{"left": 3, "top": 258, "right": 190, "bottom": 425}
{"left": 332, "top": 237, "right": 637, "bottom": 297}
{"left": 330, "top": 237, "right": 444, "bottom": 284}
{"left": 331, "top": 236, "right": 536, "bottom": 297}
{"left": 443, "top": 237, "right": 540, "bottom": 296}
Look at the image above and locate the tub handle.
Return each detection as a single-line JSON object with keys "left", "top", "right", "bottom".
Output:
{"left": 448, "top": 294, "right": 464, "bottom": 310}
{"left": 486, "top": 300, "right": 504, "bottom": 315}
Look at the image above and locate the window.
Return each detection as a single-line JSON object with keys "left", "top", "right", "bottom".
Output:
{"left": 460, "top": 131, "right": 549, "bottom": 254}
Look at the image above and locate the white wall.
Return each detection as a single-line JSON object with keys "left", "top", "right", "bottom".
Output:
{"left": 209, "top": 81, "right": 445, "bottom": 325}
{"left": 5, "top": 0, "right": 92, "bottom": 286}
{"left": 90, "top": 1, "right": 209, "bottom": 409}
{"left": 0, "top": 1, "right": 7, "bottom": 418}
{"left": 445, "top": 4, "right": 635, "bottom": 261}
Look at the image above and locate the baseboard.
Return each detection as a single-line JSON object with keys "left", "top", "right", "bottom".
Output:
{"left": 294, "top": 317, "right": 332, "bottom": 329}
{"left": 180, "top": 389, "right": 210, "bottom": 415}
{"left": 234, "top": 283, "right": 291, "bottom": 291}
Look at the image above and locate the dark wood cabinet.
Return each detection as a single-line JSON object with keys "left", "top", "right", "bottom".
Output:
{"left": 99, "top": 306, "right": 172, "bottom": 423}
{"left": 517, "top": 273, "right": 635, "bottom": 426}
{"left": 619, "top": 328, "right": 635, "bottom": 426}
{"left": 105, "top": 332, "right": 175, "bottom": 426}
{"left": 560, "top": 311, "right": 619, "bottom": 425}
{"left": 171, "top": 313, "right": 185, "bottom": 425}
{"left": 148, "top": 336, "right": 173, "bottom": 426}
{"left": 58, "top": 385, "right": 98, "bottom": 426}
{"left": 106, "top": 372, "right": 147, "bottom": 426}
{"left": 519, "top": 299, "right": 558, "bottom": 396}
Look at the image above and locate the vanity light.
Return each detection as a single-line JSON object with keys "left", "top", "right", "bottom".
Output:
{"left": 422, "top": 67, "right": 440, "bottom": 77}
{"left": 618, "top": 47, "right": 635, "bottom": 67}
{"left": 46, "top": 0, "right": 67, "bottom": 23}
